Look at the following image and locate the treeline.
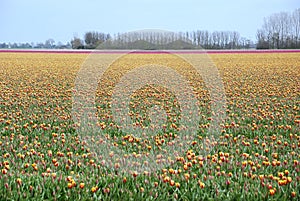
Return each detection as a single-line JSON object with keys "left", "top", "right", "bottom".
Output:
{"left": 70, "top": 30, "right": 253, "bottom": 50}
{"left": 257, "top": 8, "right": 300, "bottom": 49}
{"left": 0, "top": 39, "right": 71, "bottom": 49}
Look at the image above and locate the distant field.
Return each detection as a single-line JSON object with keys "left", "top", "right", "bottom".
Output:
{"left": 0, "top": 52, "right": 299, "bottom": 200}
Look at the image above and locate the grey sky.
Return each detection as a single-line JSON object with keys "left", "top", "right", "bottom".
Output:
{"left": 0, "top": 0, "right": 298, "bottom": 43}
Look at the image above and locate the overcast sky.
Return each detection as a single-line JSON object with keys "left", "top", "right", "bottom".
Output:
{"left": 0, "top": 0, "right": 298, "bottom": 44}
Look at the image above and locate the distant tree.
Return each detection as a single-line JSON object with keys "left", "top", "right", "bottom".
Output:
{"left": 256, "top": 29, "right": 269, "bottom": 49}
{"left": 35, "top": 42, "right": 45, "bottom": 49}
{"left": 292, "top": 8, "right": 300, "bottom": 47}
{"left": 105, "top": 33, "right": 111, "bottom": 41}
{"left": 56, "top": 41, "right": 71, "bottom": 49}
{"left": 0, "top": 43, "right": 8, "bottom": 48}
{"left": 84, "top": 31, "right": 111, "bottom": 49}
{"left": 20, "top": 43, "right": 32, "bottom": 48}
{"left": 56, "top": 41, "right": 63, "bottom": 48}
{"left": 66, "top": 42, "right": 72, "bottom": 49}
{"left": 45, "top": 39, "right": 55, "bottom": 48}
{"left": 69, "top": 29, "right": 252, "bottom": 50}
{"left": 257, "top": 8, "right": 300, "bottom": 49}
{"left": 71, "top": 37, "right": 84, "bottom": 49}
{"left": 84, "top": 32, "right": 96, "bottom": 48}
{"left": 11, "top": 43, "right": 18, "bottom": 48}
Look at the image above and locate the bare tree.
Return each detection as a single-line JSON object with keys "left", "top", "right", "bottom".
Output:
{"left": 292, "top": 8, "right": 300, "bottom": 47}
{"left": 257, "top": 8, "right": 300, "bottom": 49}
{"left": 71, "top": 37, "right": 84, "bottom": 49}
{"left": 45, "top": 39, "right": 55, "bottom": 48}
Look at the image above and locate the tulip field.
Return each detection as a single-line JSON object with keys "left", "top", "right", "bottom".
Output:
{"left": 0, "top": 51, "right": 299, "bottom": 200}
